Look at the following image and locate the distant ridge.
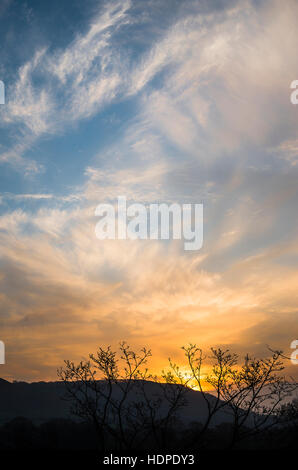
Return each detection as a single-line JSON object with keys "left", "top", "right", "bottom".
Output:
{"left": 0, "top": 378, "right": 11, "bottom": 386}
{"left": 0, "top": 378, "right": 239, "bottom": 426}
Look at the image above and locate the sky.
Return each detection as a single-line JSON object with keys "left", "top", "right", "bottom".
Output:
{"left": 0, "top": 0, "right": 298, "bottom": 382}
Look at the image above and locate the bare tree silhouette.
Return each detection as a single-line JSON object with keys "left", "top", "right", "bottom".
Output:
{"left": 171, "top": 345, "right": 297, "bottom": 449}
{"left": 58, "top": 342, "right": 297, "bottom": 452}
{"left": 58, "top": 342, "right": 190, "bottom": 452}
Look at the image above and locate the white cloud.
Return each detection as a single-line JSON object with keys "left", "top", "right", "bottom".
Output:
{"left": 0, "top": 1, "right": 132, "bottom": 172}
{"left": 135, "top": 0, "right": 298, "bottom": 160}
{"left": 3, "top": 0, "right": 298, "bottom": 174}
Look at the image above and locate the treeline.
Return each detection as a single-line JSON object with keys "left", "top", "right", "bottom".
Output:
{"left": 0, "top": 414, "right": 297, "bottom": 451}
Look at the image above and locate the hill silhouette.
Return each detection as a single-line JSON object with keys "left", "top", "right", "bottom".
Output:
{"left": 0, "top": 377, "right": 297, "bottom": 454}
{"left": 0, "top": 378, "right": 235, "bottom": 426}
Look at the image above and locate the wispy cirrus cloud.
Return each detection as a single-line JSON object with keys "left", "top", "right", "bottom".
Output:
{"left": 3, "top": 0, "right": 298, "bottom": 173}
{"left": 0, "top": 1, "right": 132, "bottom": 172}
{"left": 1, "top": 0, "right": 298, "bottom": 381}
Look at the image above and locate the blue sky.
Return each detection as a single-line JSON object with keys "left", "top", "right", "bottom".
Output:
{"left": 0, "top": 0, "right": 298, "bottom": 381}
